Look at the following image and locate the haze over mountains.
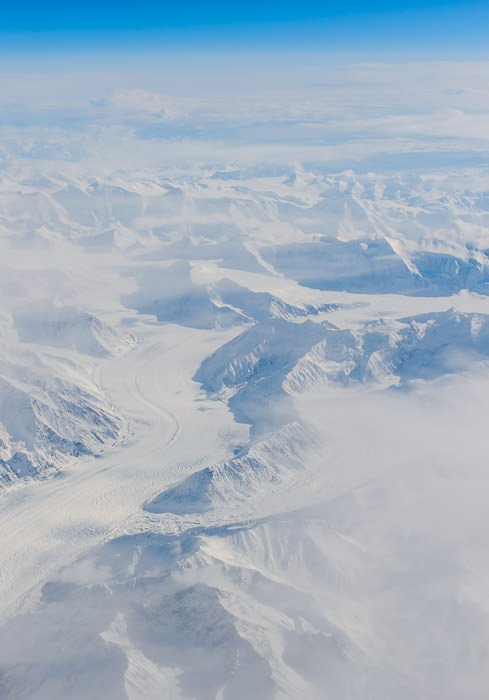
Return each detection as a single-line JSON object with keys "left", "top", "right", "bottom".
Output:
{"left": 1, "top": 55, "right": 489, "bottom": 698}
{"left": 1, "top": 159, "right": 489, "bottom": 698}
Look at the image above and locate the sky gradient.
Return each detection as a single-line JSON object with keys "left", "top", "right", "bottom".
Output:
{"left": 0, "top": 0, "right": 488, "bottom": 60}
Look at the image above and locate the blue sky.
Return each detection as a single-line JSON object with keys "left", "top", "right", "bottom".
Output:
{"left": 0, "top": 0, "right": 477, "bottom": 30}
{"left": 1, "top": 0, "right": 488, "bottom": 59}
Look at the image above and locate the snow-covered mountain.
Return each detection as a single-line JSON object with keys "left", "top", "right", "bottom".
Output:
{"left": 0, "top": 305, "right": 133, "bottom": 488}
{"left": 1, "top": 162, "right": 489, "bottom": 699}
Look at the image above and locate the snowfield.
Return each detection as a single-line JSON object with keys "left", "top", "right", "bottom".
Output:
{"left": 1, "top": 161, "right": 489, "bottom": 699}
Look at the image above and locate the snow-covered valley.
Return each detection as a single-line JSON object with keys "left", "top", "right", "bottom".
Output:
{"left": 1, "top": 161, "right": 489, "bottom": 699}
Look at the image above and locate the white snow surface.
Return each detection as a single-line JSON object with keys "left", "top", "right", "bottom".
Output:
{"left": 1, "top": 157, "right": 489, "bottom": 699}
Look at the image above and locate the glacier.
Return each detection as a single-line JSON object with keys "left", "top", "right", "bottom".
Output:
{"left": 1, "top": 84, "right": 489, "bottom": 698}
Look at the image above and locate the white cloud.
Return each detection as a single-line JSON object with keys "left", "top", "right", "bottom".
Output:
{"left": 107, "top": 88, "right": 188, "bottom": 120}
